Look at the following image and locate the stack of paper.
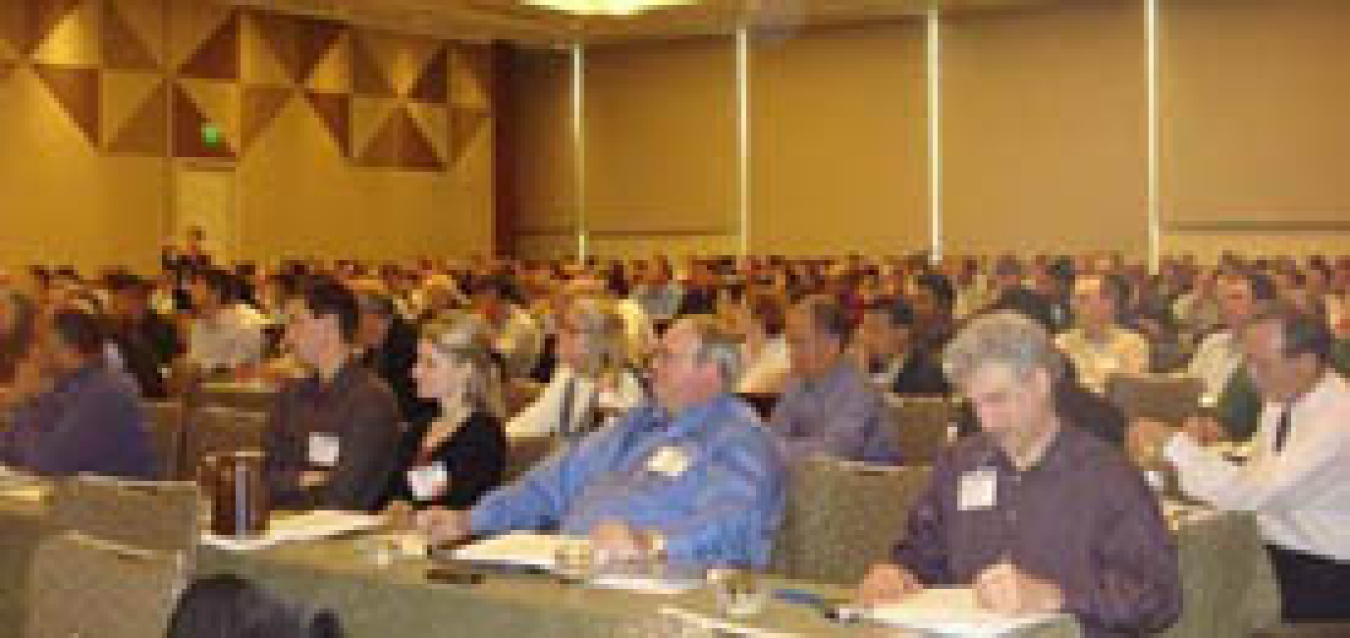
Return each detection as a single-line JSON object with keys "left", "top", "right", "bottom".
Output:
{"left": 861, "top": 587, "right": 1063, "bottom": 635}
{"left": 202, "top": 510, "right": 385, "bottom": 551}
{"left": 450, "top": 532, "right": 572, "bottom": 569}
{"left": 452, "top": 534, "right": 704, "bottom": 595}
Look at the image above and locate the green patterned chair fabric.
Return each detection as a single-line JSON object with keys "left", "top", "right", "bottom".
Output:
{"left": 770, "top": 458, "right": 932, "bottom": 586}
{"left": 884, "top": 395, "right": 955, "bottom": 466}
{"left": 1162, "top": 512, "right": 1281, "bottom": 637}
{"left": 27, "top": 531, "right": 185, "bottom": 638}
{"left": 184, "top": 407, "right": 268, "bottom": 476}
{"left": 143, "top": 400, "right": 186, "bottom": 480}
{"left": 1104, "top": 372, "right": 1204, "bottom": 426}
{"left": 199, "top": 383, "right": 279, "bottom": 413}
{"left": 49, "top": 476, "right": 201, "bottom": 554}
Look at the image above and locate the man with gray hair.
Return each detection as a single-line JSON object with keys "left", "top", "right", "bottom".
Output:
{"left": 858, "top": 311, "right": 1181, "bottom": 636}
{"left": 418, "top": 315, "right": 787, "bottom": 569}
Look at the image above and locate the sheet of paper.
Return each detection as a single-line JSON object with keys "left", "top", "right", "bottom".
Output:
{"left": 450, "top": 532, "right": 575, "bottom": 569}
{"left": 659, "top": 606, "right": 799, "bottom": 638}
{"left": 202, "top": 510, "right": 385, "bottom": 551}
{"left": 863, "top": 587, "right": 1063, "bottom": 636}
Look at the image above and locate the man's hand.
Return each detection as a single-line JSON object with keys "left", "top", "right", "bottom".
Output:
{"left": 589, "top": 520, "right": 654, "bottom": 562}
{"left": 415, "top": 507, "right": 472, "bottom": 545}
{"left": 1181, "top": 415, "right": 1227, "bottom": 446}
{"left": 856, "top": 563, "right": 924, "bottom": 606}
{"left": 973, "top": 561, "right": 1064, "bottom": 615}
{"left": 1128, "top": 419, "right": 1179, "bottom": 468}
{"left": 299, "top": 470, "right": 330, "bottom": 488}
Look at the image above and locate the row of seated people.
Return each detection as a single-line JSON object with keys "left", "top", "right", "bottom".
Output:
{"left": 2, "top": 253, "right": 1349, "bottom": 635}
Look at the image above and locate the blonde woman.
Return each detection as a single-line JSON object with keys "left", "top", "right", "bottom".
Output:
{"left": 506, "top": 297, "right": 646, "bottom": 439}
{"left": 385, "top": 312, "right": 506, "bottom": 511}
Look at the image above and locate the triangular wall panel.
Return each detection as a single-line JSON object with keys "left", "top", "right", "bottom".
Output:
{"left": 108, "top": 80, "right": 167, "bottom": 155}
{"left": 33, "top": 63, "right": 101, "bottom": 145}
{"left": 179, "top": 10, "right": 239, "bottom": 80}
{"left": 102, "top": 0, "right": 157, "bottom": 71}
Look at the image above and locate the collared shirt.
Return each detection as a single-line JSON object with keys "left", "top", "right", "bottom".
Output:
{"left": 263, "top": 360, "right": 404, "bottom": 512}
{"left": 1056, "top": 325, "right": 1151, "bottom": 392}
{"left": 471, "top": 395, "right": 787, "bottom": 568}
{"left": 188, "top": 303, "right": 266, "bottom": 372}
{"left": 769, "top": 361, "right": 900, "bottom": 465}
{"left": 0, "top": 364, "right": 157, "bottom": 479}
{"left": 893, "top": 425, "right": 1181, "bottom": 637}
{"left": 505, "top": 366, "right": 646, "bottom": 438}
{"left": 630, "top": 283, "right": 684, "bottom": 322}
{"left": 1187, "top": 330, "right": 1243, "bottom": 399}
{"left": 1167, "top": 372, "right": 1350, "bottom": 561}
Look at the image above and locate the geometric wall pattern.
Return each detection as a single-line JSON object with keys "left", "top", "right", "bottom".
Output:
{"left": 0, "top": 0, "right": 492, "bottom": 171}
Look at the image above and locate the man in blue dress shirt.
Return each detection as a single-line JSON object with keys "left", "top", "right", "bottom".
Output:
{"left": 417, "top": 315, "right": 787, "bottom": 569}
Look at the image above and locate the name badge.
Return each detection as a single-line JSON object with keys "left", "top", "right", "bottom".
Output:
{"left": 958, "top": 468, "right": 998, "bottom": 511}
{"left": 407, "top": 463, "right": 450, "bottom": 502}
{"left": 308, "top": 433, "right": 341, "bottom": 468}
{"left": 647, "top": 446, "right": 690, "bottom": 478}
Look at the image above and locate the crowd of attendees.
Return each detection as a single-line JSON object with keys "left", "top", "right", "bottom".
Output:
{"left": 1, "top": 243, "right": 1349, "bottom": 634}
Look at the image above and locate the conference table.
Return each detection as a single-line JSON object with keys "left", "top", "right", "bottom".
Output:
{"left": 0, "top": 487, "right": 1278, "bottom": 638}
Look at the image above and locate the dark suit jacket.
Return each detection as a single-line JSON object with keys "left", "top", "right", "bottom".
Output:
{"left": 991, "top": 286, "right": 1059, "bottom": 333}
{"left": 889, "top": 352, "right": 952, "bottom": 397}
{"left": 263, "top": 361, "right": 404, "bottom": 512}
{"left": 383, "top": 410, "right": 506, "bottom": 510}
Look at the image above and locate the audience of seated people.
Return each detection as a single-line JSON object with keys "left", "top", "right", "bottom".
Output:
{"left": 2, "top": 249, "right": 1350, "bottom": 629}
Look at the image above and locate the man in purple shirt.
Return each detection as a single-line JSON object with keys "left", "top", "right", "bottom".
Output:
{"left": 0, "top": 308, "right": 158, "bottom": 479}
{"left": 858, "top": 311, "right": 1180, "bottom": 637}
{"left": 769, "top": 295, "right": 900, "bottom": 465}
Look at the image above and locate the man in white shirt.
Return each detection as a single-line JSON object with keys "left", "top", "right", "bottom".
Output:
{"left": 1187, "top": 270, "right": 1277, "bottom": 400}
{"left": 1132, "top": 304, "right": 1350, "bottom": 621}
{"left": 186, "top": 268, "right": 266, "bottom": 374}
{"left": 1055, "top": 274, "right": 1150, "bottom": 392}
{"left": 507, "top": 297, "right": 645, "bottom": 439}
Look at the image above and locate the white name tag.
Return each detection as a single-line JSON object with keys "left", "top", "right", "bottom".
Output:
{"left": 646, "top": 446, "right": 690, "bottom": 478}
{"left": 958, "top": 468, "right": 998, "bottom": 511}
{"left": 308, "top": 433, "right": 341, "bottom": 467}
{"left": 407, "top": 463, "right": 450, "bottom": 502}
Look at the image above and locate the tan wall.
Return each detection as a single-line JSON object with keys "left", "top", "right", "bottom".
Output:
{"left": 583, "top": 36, "right": 739, "bottom": 256}
{"left": 942, "top": 0, "right": 1148, "bottom": 258}
{"left": 0, "top": 0, "right": 494, "bottom": 272}
{"left": 750, "top": 20, "right": 929, "bottom": 256}
{"left": 504, "top": 0, "right": 1350, "bottom": 261}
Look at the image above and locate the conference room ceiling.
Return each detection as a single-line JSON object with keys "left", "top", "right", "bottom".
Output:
{"left": 230, "top": 0, "right": 1062, "bottom": 45}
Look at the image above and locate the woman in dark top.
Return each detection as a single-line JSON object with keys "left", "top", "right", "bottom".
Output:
{"left": 385, "top": 311, "right": 507, "bottom": 511}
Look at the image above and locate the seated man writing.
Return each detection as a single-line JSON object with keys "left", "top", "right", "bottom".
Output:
{"left": 416, "top": 315, "right": 786, "bottom": 569}
{"left": 858, "top": 311, "right": 1181, "bottom": 637}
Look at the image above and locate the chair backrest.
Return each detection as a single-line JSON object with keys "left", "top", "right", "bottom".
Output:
{"left": 144, "top": 400, "right": 187, "bottom": 480}
{"left": 502, "top": 379, "right": 545, "bottom": 418}
{"left": 49, "top": 475, "right": 201, "bottom": 554}
{"left": 503, "top": 435, "right": 557, "bottom": 482}
{"left": 199, "top": 383, "right": 279, "bottom": 413}
{"left": 184, "top": 406, "right": 268, "bottom": 477}
{"left": 884, "top": 395, "right": 956, "bottom": 466}
{"left": 1105, "top": 373, "right": 1204, "bottom": 425}
{"left": 770, "top": 459, "right": 931, "bottom": 586}
{"left": 27, "top": 531, "right": 185, "bottom": 638}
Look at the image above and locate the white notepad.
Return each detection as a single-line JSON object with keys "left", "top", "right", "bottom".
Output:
{"left": 449, "top": 532, "right": 573, "bottom": 569}
{"left": 202, "top": 510, "right": 385, "bottom": 551}
{"left": 862, "top": 587, "right": 1064, "bottom": 636}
